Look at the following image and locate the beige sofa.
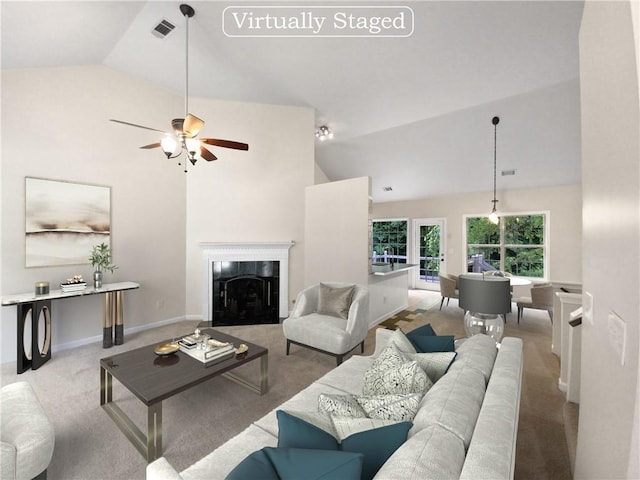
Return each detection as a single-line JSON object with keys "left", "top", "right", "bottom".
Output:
{"left": 147, "top": 329, "right": 523, "bottom": 479}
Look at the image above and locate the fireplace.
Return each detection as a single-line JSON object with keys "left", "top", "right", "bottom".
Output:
{"left": 212, "top": 261, "right": 279, "bottom": 326}
{"left": 200, "top": 242, "right": 294, "bottom": 326}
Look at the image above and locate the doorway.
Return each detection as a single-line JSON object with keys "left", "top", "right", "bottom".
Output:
{"left": 413, "top": 218, "right": 446, "bottom": 291}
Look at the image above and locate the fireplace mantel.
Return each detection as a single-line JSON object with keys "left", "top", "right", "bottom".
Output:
{"left": 200, "top": 242, "right": 294, "bottom": 321}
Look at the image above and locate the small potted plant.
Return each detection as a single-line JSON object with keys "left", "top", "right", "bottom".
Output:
{"left": 89, "top": 242, "right": 117, "bottom": 288}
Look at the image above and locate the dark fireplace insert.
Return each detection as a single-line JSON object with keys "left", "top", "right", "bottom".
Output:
{"left": 211, "top": 261, "right": 280, "bottom": 326}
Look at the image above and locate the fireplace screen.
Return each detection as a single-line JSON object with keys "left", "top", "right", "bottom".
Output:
{"left": 212, "top": 261, "right": 280, "bottom": 326}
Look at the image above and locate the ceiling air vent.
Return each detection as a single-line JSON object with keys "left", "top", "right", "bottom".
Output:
{"left": 152, "top": 19, "right": 176, "bottom": 39}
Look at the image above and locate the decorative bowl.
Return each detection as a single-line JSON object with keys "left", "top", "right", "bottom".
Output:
{"left": 154, "top": 342, "right": 180, "bottom": 356}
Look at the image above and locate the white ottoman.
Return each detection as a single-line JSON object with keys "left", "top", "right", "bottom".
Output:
{"left": 1, "top": 382, "right": 55, "bottom": 480}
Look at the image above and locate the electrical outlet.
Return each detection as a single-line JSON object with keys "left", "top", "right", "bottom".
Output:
{"left": 607, "top": 311, "right": 626, "bottom": 365}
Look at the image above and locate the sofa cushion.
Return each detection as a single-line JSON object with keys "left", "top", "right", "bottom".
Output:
{"left": 318, "top": 283, "right": 356, "bottom": 319}
{"left": 411, "top": 367, "right": 486, "bottom": 448}
{"left": 283, "top": 314, "right": 353, "bottom": 354}
{"left": 276, "top": 411, "right": 411, "bottom": 480}
{"left": 182, "top": 424, "right": 278, "bottom": 480}
{"left": 460, "top": 337, "right": 523, "bottom": 480}
{"left": 315, "top": 355, "right": 374, "bottom": 395}
{"left": 363, "top": 343, "right": 432, "bottom": 396}
{"left": 446, "top": 333, "right": 497, "bottom": 384}
{"left": 373, "top": 424, "right": 466, "bottom": 480}
{"left": 226, "top": 447, "right": 363, "bottom": 480}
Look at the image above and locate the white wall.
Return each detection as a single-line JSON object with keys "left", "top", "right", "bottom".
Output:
{"left": 576, "top": 1, "right": 640, "bottom": 477}
{"left": 372, "top": 184, "right": 582, "bottom": 283}
{"left": 184, "top": 99, "right": 315, "bottom": 317}
{"left": 304, "top": 177, "right": 371, "bottom": 288}
{"left": 1, "top": 66, "right": 187, "bottom": 362}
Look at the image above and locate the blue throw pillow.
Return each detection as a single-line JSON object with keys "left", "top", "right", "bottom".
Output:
{"left": 267, "top": 447, "right": 363, "bottom": 480}
{"left": 406, "top": 324, "right": 437, "bottom": 337}
{"left": 409, "top": 334, "right": 455, "bottom": 353}
{"left": 277, "top": 410, "right": 338, "bottom": 450}
{"left": 225, "top": 447, "right": 279, "bottom": 480}
{"left": 277, "top": 410, "right": 411, "bottom": 480}
{"left": 226, "top": 447, "right": 363, "bottom": 480}
{"left": 340, "top": 420, "right": 411, "bottom": 480}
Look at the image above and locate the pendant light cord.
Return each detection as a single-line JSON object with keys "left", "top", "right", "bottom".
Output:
{"left": 492, "top": 116, "right": 500, "bottom": 210}
{"left": 184, "top": 9, "right": 189, "bottom": 118}
{"left": 493, "top": 121, "right": 497, "bottom": 205}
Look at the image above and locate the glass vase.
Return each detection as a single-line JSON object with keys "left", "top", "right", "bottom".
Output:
{"left": 464, "top": 311, "right": 505, "bottom": 344}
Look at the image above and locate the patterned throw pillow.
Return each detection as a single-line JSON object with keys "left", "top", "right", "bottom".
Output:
{"left": 318, "top": 283, "right": 356, "bottom": 319}
{"left": 319, "top": 393, "right": 368, "bottom": 418}
{"left": 407, "top": 351, "right": 458, "bottom": 382}
{"left": 318, "top": 393, "right": 422, "bottom": 422}
{"left": 364, "top": 343, "right": 432, "bottom": 395}
{"left": 386, "top": 328, "right": 418, "bottom": 355}
{"left": 355, "top": 393, "right": 423, "bottom": 421}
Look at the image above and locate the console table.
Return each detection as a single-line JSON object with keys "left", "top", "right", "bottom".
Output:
{"left": 2, "top": 282, "right": 140, "bottom": 373}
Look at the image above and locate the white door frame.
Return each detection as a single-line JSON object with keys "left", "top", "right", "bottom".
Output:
{"left": 412, "top": 218, "right": 447, "bottom": 291}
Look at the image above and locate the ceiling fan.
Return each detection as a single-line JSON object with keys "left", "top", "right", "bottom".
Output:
{"left": 110, "top": 4, "right": 248, "bottom": 172}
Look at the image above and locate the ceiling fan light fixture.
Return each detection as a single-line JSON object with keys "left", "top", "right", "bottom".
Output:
{"left": 161, "top": 135, "right": 178, "bottom": 157}
{"left": 185, "top": 137, "right": 200, "bottom": 155}
{"left": 109, "top": 3, "right": 249, "bottom": 172}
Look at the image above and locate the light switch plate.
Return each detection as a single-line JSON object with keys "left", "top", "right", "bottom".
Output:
{"left": 607, "top": 311, "right": 626, "bottom": 365}
{"left": 583, "top": 291, "right": 594, "bottom": 325}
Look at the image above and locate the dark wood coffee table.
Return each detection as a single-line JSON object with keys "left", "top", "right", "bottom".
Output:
{"left": 99, "top": 328, "right": 268, "bottom": 462}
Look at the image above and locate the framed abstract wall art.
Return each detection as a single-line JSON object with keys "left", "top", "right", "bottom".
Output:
{"left": 25, "top": 177, "right": 111, "bottom": 267}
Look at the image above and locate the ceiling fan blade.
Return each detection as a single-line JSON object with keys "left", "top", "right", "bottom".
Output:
{"left": 200, "top": 145, "right": 218, "bottom": 162}
{"left": 140, "top": 142, "right": 161, "bottom": 149}
{"left": 110, "top": 119, "right": 166, "bottom": 134}
{"left": 201, "top": 138, "right": 249, "bottom": 151}
{"left": 183, "top": 114, "right": 204, "bottom": 137}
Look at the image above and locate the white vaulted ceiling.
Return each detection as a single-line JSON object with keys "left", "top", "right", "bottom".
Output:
{"left": 1, "top": 1, "right": 584, "bottom": 201}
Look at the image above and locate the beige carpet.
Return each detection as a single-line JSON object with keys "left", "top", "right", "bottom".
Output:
{"left": 0, "top": 293, "right": 571, "bottom": 480}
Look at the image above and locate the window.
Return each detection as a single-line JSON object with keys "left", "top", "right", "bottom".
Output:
{"left": 372, "top": 220, "right": 407, "bottom": 264}
{"left": 465, "top": 213, "right": 547, "bottom": 278}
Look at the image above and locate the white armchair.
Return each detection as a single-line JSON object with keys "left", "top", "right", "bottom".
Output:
{"left": 282, "top": 282, "right": 370, "bottom": 365}
{"left": 1, "top": 382, "right": 55, "bottom": 480}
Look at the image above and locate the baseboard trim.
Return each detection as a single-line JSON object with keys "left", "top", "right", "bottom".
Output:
{"left": 369, "top": 304, "right": 408, "bottom": 329}
{"left": 0, "top": 316, "right": 189, "bottom": 364}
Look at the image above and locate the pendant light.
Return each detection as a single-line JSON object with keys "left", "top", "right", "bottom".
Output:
{"left": 488, "top": 116, "right": 500, "bottom": 225}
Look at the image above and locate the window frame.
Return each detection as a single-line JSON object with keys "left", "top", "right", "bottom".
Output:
{"left": 372, "top": 218, "right": 409, "bottom": 264}
{"left": 462, "top": 211, "right": 550, "bottom": 279}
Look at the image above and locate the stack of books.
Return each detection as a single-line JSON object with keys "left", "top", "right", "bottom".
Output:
{"left": 178, "top": 335, "right": 235, "bottom": 366}
{"left": 204, "top": 343, "right": 235, "bottom": 364}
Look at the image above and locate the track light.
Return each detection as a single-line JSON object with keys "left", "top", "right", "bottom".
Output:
{"left": 315, "top": 125, "right": 333, "bottom": 141}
